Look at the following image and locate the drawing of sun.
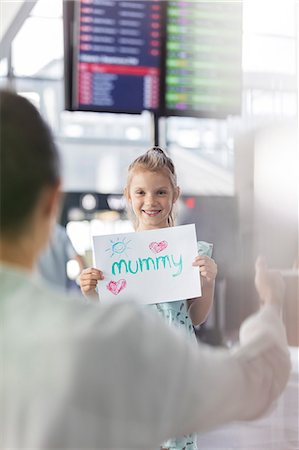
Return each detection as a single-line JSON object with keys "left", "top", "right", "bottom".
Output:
{"left": 105, "top": 237, "right": 132, "bottom": 258}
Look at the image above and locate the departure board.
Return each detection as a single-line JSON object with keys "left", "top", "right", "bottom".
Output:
{"left": 164, "top": 1, "right": 242, "bottom": 118}
{"left": 74, "top": 0, "right": 163, "bottom": 113}
{"left": 64, "top": 0, "right": 243, "bottom": 118}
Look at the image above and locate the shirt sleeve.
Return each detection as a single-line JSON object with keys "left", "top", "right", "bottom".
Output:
{"left": 197, "top": 240, "right": 213, "bottom": 257}
{"left": 168, "top": 304, "right": 291, "bottom": 436}
{"left": 61, "top": 302, "right": 290, "bottom": 448}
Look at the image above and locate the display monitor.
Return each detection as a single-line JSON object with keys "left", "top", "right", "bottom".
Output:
{"left": 64, "top": 0, "right": 164, "bottom": 114}
{"left": 64, "top": 0, "right": 242, "bottom": 118}
{"left": 164, "top": 1, "right": 242, "bottom": 118}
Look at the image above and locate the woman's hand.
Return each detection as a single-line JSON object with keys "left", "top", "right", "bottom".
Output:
{"left": 192, "top": 255, "right": 217, "bottom": 285}
{"left": 79, "top": 267, "right": 104, "bottom": 300}
{"left": 255, "top": 256, "right": 285, "bottom": 313}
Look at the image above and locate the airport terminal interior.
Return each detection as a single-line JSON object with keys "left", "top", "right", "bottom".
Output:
{"left": 0, "top": 0, "right": 298, "bottom": 448}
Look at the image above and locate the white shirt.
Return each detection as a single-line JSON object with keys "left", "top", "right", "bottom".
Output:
{"left": 0, "top": 264, "right": 290, "bottom": 449}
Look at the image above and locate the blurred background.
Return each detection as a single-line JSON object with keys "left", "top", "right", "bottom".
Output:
{"left": 0, "top": 0, "right": 298, "bottom": 346}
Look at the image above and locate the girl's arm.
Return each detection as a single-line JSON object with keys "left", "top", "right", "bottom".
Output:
{"left": 187, "top": 255, "right": 217, "bottom": 326}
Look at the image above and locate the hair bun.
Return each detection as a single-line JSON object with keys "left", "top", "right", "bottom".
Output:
{"left": 149, "top": 146, "right": 165, "bottom": 155}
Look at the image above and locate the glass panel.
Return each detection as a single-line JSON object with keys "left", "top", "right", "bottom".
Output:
{"left": 282, "top": 92, "right": 297, "bottom": 116}
{"left": 251, "top": 90, "right": 274, "bottom": 115}
{"left": 31, "top": 0, "right": 62, "bottom": 18}
{"left": 0, "top": 2, "right": 22, "bottom": 39}
{"left": 242, "top": 34, "right": 296, "bottom": 74}
{"left": 17, "top": 91, "right": 41, "bottom": 111}
{"left": 243, "top": 0, "right": 296, "bottom": 37}
{"left": 12, "top": 17, "right": 63, "bottom": 77}
{"left": 0, "top": 58, "right": 8, "bottom": 77}
{"left": 59, "top": 110, "right": 152, "bottom": 142}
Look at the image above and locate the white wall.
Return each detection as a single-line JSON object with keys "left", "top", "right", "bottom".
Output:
{"left": 254, "top": 119, "right": 298, "bottom": 267}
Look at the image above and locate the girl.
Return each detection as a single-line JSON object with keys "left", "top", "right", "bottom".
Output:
{"left": 80, "top": 147, "right": 217, "bottom": 450}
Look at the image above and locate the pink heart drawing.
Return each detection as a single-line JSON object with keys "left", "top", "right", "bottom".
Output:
{"left": 149, "top": 240, "right": 168, "bottom": 254}
{"left": 107, "top": 279, "right": 127, "bottom": 295}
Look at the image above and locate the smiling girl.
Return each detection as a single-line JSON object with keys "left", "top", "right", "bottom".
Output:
{"left": 80, "top": 147, "right": 217, "bottom": 450}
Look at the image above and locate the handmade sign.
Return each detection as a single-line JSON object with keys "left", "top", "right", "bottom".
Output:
{"left": 92, "top": 224, "right": 201, "bottom": 305}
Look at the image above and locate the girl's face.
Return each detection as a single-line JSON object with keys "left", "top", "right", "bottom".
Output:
{"left": 126, "top": 169, "right": 179, "bottom": 231}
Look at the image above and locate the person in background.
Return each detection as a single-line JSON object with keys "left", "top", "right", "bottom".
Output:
{"left": 80, "top": 146, "right": 217, "bottom": 450}
{"left": 37, "top": 222, "right": 85, "bottom": 292}
{"left": 0, "top": 89, "right": 291, "bottom": 449}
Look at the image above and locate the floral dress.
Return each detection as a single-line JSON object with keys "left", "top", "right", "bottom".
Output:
{"left": 148, "top": 241, "right": 213, "bottom": 450}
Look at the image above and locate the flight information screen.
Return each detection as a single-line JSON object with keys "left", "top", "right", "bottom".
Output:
{"left": 164, "top": 0, "right": 242, "bottom": 118}
{"left": 74, "top": 0, "right": 163, "bottom": 113}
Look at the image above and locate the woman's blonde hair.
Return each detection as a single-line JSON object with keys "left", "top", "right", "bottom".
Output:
{"left": 125, "top": 146, "right": 179, "bottom": 228}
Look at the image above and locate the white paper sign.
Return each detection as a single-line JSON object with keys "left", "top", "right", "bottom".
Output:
{"left": 92, "top": 224, "right": 201, "bottom": 305}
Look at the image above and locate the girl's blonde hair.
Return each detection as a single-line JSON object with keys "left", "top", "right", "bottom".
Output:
{"left": 125, "top": 146, "right": 179, "bottom": 228}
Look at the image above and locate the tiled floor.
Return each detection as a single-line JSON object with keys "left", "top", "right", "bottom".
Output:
{"left": 197, "top": 347, "right": 299, "bottom": 450}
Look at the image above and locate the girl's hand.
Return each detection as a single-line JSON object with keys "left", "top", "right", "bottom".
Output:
{"left": 192, "top": 255, "right": 217, "bottom": 284}
{"left": 79, "top": 267, "right": 104, "bottom": 299}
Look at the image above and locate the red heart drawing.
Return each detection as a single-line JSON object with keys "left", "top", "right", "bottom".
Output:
{"left": 106, "top": 279, "right": 127, "bottom": 295}
{"left": 149, "top": 240, "right": 168, "bottom": 254}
